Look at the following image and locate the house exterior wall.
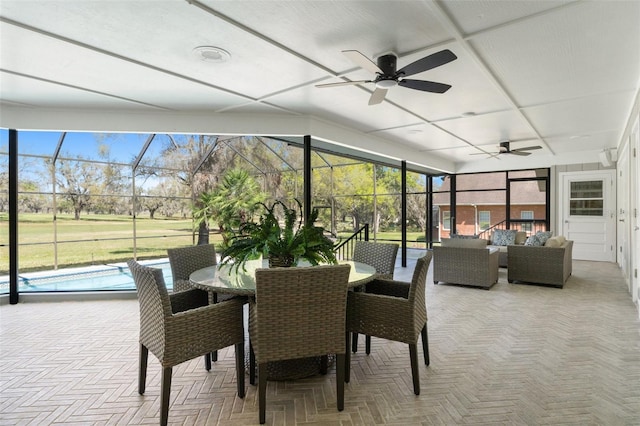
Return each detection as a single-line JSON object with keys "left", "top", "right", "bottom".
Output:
{"left": 438, "top": 204, "right": 546, "bottom": 239}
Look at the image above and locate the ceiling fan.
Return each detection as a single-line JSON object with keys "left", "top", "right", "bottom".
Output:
{"left": 473, "top": 141, "right": 543, "bottom": 158}
{"left": 315, "top": 49, "right": 457, "bottom": 105}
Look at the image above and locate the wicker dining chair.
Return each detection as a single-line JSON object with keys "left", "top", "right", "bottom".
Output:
{"left": 168, "top": 244, "right": 235, "bottom": 365}
{"left": 128, "top": 259, "right": 245, "bottom": 426}
{"left": 167, "top": 244, "right": 218, "bottom": 294}
{"left": 249, "top": 264, "right": 351, "bottom": 424}
{"left": 346, "top": 253, "right": 432, "bottom": 395}
{"left": 351, "top": 240, "right": 399, "bottom": 353}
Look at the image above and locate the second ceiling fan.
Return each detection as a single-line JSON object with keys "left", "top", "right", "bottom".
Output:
{"left": 316, "top": 49, "right": 457, "bottom": 105}
{"left": 472, "top": 141, "right": 543, "bottom": 158}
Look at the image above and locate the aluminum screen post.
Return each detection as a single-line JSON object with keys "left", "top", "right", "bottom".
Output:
{"left": 9, "top": 129, "right": 19, "bottom": 304}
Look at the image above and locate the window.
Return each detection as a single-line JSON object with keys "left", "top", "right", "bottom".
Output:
{"left": 442, "top": 211, "right": 451, "bottom": 231}
{"left": 570, "top": 181, "right": 604, "bottom": 216}
{"left": 479, "top": 211, "right": 490, "bottom": 231}
{"left": 521, "top": 210, "right": 533, "bottom": 232}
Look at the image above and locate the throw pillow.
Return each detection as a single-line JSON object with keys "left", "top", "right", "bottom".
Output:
{"left": 544, "top": 237, "right": 561, "bottom": 248}
{"left": 515, "top": 231, "right": 528, "bottom": 245}
{"left": 524, "top": 235, "right": 542, "bottom": 246}
{"left": 492, "top": 229, "right": 517, "bottom": 246}
{"left": 535, "top": 231, "right": 553, "bottom": 245}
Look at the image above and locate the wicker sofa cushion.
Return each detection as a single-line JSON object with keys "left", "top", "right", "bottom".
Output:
{"left": 441, "top": 237, "right": 487, "bottom": 249}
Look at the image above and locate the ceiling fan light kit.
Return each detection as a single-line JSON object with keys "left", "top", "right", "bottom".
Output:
{"left": 316, "top": 48, "right": 457, "bottom": 105}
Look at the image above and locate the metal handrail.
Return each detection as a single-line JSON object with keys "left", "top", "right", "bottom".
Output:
{"left": 333, "top": 224, "right": 369, "bottom": 260}
{"left": 477, "top": 219, "right": 547, "bottom": 240}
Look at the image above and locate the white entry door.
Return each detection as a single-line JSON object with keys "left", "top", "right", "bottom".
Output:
{"left": 559, "top": 170, "right": 616, "bottom": 262}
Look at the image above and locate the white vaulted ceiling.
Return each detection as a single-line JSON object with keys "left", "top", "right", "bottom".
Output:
{"left": 1, "top": 0, "right": 639, "bottom": 173}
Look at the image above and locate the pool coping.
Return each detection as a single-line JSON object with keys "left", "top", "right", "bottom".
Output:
{"left": 0, "top": 258, "right": 169, "bottom": 302}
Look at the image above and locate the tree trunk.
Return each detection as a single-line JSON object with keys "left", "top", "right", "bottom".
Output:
{"left": 197, "top": 221, "right": 210, "bottom": 245}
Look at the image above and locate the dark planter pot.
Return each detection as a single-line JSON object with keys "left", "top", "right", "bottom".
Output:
{"left": 268, "top": 255, "right": 295, "bottom": 268}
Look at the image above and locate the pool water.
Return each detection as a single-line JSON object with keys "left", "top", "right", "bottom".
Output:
{"left": 0, "top": 260, "right": 174, "bottom": 293}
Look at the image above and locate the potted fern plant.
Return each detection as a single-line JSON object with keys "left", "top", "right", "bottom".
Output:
{"left": 220, "top": 199, "right": 337, "bottom": 270}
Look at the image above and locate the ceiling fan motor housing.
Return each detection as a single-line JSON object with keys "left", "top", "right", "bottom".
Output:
{"left": 377, "top": 54, "right": 397, "bottom": 76}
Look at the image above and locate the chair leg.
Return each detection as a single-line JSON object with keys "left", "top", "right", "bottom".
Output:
{"left": 409, "top": 344, "right": 420, "bottom": 395}
{"left": 421, "top": 324, "right": 430, "bottom": 366}
{"left": 249, "top": 342, "right": 256, "bottom": 386}
{"left": 258, "top": 362, "right": 268, "bottom": 424}
{"left": 204, "top": 353, "right": 211, "bottom": 371}
{"left": 365, "top": 335, "right": 372, "bottom": 355}
{"left": 138, "top": 344, "right": 148, "bottom": 394}
{"left": 336, "top": 353, "right": 345, "bottom": 411}
{"left": 345, "top": 332, "right": 351, "bottom": 383}
{"left": 210, "top": 293, "right": 219, "bottom": 363}
{"left": 235, "top": 342, "right": 245, "bottom": 398}
{"left": 160, "top": 366, "right": 172, "bottom": 426}
{"left": 351, "top": 332, "right": 359, "bottom": 353}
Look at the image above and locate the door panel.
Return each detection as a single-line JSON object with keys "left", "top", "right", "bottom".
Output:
{"left": 560, "top": 170, "right": 616, "bottom": 262}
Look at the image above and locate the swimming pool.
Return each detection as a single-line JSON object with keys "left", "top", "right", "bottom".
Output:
{"left": 0, "top": 259, "right": 174, "bottom": 293}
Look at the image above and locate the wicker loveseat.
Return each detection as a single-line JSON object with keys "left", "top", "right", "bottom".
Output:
{"left": 433, "top": 238, "right": 499, "bottom": 289}
{"left": 507, "top": 238, "right": 573, "bottom": 288}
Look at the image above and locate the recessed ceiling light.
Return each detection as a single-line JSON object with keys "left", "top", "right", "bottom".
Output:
{"left": 193, "top": 46, "right": 231, "bottom": 63}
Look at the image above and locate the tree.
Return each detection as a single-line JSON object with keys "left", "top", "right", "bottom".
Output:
{"left": 50, "top": 157, "right": 100, "bottom": 220}
{"left": 193, "top": 168, "right": 266, "bottom": 245}
{"left": 331, "top": 164, "right": 375, "bottom": 231}
{"left": 19, "top": 180, "right": 47, "bottom": 213}
{"left": 139, "top": 191, "right": 164, "bottom": 219}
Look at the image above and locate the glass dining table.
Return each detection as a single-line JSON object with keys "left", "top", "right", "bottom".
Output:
{"left": 189, "top": 258, "right": 377, "bottom": 380}
{"left": 189, "top": 259, "right": 377, "bottom": 296}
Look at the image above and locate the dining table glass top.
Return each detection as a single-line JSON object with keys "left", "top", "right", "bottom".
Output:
{"left": 189, "top": 259, "right": 376, "bottom": 296}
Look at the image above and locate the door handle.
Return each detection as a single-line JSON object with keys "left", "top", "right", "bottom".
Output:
{"left": 619, "top": 219, "right": 625, "bottom": 222}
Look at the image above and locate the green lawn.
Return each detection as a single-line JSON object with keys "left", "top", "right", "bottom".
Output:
{"left": 0, "top": 213, "right": 223, "bottom": 273}
{"left": 0, "top": 213, "right": 427, "bottom": 274}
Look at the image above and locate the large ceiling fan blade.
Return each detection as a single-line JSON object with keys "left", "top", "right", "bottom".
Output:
{"left": 509, "top": 150, "right": 531, "bottom": 156}
{"left": 513, "top": 145, "right": 542, "bottom": 152}
{"left": 315, "top": 80, "right": 372, "bottom": 88}
{"left": 342, "top": 50, "right": 383, "bottom": 74}
{"left": 398, "top": 79, "right": 452, "bottom": 93}
{"left": 396, "top": 49, "right": 457, "bottom": 77}
{"left": 368, "top": 88, "right": 388, "bottom": 105}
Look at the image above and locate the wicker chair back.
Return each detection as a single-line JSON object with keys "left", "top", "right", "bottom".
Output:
{"left": 250, "top": 263, "right": 351, "bottom": 423}
{"left": 167, "top": 244, "right": 217, "bottom": 292}
{"left": 353, "top": 241, "right": 398, "bottom": 279}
